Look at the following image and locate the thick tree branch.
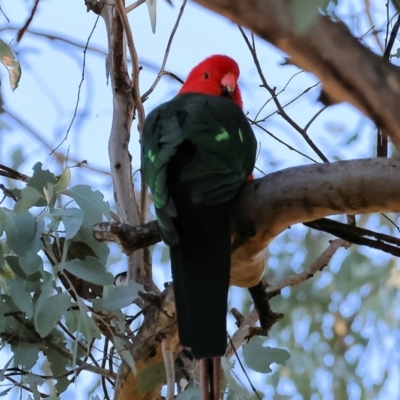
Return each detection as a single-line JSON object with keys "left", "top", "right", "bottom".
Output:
{"left": 99, "top": 2, "right": 155, "bottom": 291}
{"left": 96, "top": 158, "right": 400, "bottom": 287}
{"left": 231, "top": 157, "right": 400, "bottom": 286}
{"left": 192, "top": 0, "right": 400, "bottom": 146}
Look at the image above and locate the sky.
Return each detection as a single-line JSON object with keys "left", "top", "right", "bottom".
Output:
{"left": 0, "top": 0, "right": 397, "bottom": 399}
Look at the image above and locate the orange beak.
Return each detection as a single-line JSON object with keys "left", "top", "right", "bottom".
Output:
{"left": 221, "top": 72, "right": 236, "bottom": 95}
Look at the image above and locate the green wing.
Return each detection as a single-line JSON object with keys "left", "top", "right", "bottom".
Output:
{"left": 142, "top": 93, "right": 257, "bottom": 245}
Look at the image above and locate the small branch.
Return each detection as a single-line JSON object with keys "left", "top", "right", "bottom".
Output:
{"left": 141, "top": 0, "right": 187, "bottom": 102}
{"left": 226, "top": 238, "right": 350, "bottom": 359}
{"left": 125, "top": 0, "right": 145, "bottom": 13}
{"left": 266, "top": 238, "right": 350, "bottom": 293}
{"left": 16, "top": 0, "right": 40, "bottom": 43}
{"left": 51, "top": 12, "right": 101, "bottom": 155}
{"left": 115, "top": 0, "right": 145, "bottom": 133}
{"left": 238, "top": 26, "right": 329, "bottom": 163}
{"left": 162, "top": 338, "right": 176, "bottom": 400}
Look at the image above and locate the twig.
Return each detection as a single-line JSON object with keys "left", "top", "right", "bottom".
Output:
{"left": 51, "top": 13, "right": 101, "bottom": 155}
{"left": 377, "top": 11, "right": 400, "bottom": 157}
{"left": 248, "top": 118, "right": 319, "bottom": 163}
{"left": 0, "top": 7, "right": 10, "bottom": 22}
{"left": 16, "top": 0, "right": 40, "bottom": 42}
{"left": 141, "top": 0, "right": 187, "bottom": 101}
{"left": 126, "top": 0, "right": 145, "bottom": 13}
{"left": 228, "top": 335, "right": 262, "bottom": 400}
{"left": 238, "top": 26, "right": 329, "bottom": 163}
{"left": 363, "top": 0, "right": 384, "bottom": 53}
{"left": 226, "top": 238, "right": 350, "bottom": 359}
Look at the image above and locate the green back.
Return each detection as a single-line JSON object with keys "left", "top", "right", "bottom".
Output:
{"left": 142, "top": 93, "right": 257, "bottom": 245}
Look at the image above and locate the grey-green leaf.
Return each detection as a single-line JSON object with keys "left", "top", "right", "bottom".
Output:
{"left": 7, "top": 280, "right": 33, "bottom": 318}
{"left": 34, "top": 292, "right": 70, "bottom": 337}
{"left": 114, "top": 336, "right": 136, "bottom": 374}
{"left": 0, "top": 209, "right": 36, "bottom": 256}
{"left": 14, "top": 187, "right": 43, "bottom": 215}
{"left": 12, "top": 343, "right": 39, "bottom": 370}
{"left": 177, "top": 388, "right": 202, "bottom": 400}
{"left": 145, "top": 0, "right": 157, "bottom": 33}
{"left": 51, "top": 208, "right": 84, "bottom": 239}
{"left": 100, "top": 282, "right": 142, "bottom": 311}
{"left": 69, "top": 185, "right": 110, "bottom": 219}
{"left": 136, "top": 362, "right": 166, "bottom": 393}
{"left": 242, "top": 337, "right": 290, "bottom": 373}
{"left": 62, "top": 257, "right": 114, "bottom": 286}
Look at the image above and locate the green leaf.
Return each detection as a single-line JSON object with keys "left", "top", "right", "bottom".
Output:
{"left": 136, "top": 362, "right": 166, "bottom": 393}
{"left": 75, "top": 298, "right": 101, "bottom": 344}
{"left": 177, "top": 387, "right": 201, "bottom": 400}
{"left": 114, "top": 336, "right": 136, "bottom": 374}
{"left": 54, "top": 168, "right": 71, "bottom": 193}
{"left": 100, "top": 282, "right": 142, "bottom": 311}
{"left": 27, "top": 163, "right": 57, "bottom": 206}
{"left": 69, "top": 185, "right": 110, "bottom": 219}
{"left": 0, "top": 357, "right": 14, "bottom": 381}
{"left": 14, "top": 187, "right": 43, "bottom": 215}
{"left": 5, "top": 256, "right": 41, "bottom": 281}
{"left": 34, "top": 276, "right": 53, "bottom": 319}
{"left": 62, "top": 257, "right": 114, "bottom": 286}
{"left": 0, "top": 39, "right": 21, "bottom": 90}
{"left": 0, "top": 209, "right": 36, "bottom": 256}
{"left": 145, "top": 0, "right": 157, "bottom": 33}
{"left": 46, "top": 346, "right": 70, "bottom": 394}
{"left": 242, "top": 337, "right": 290, "bottom": 373}
{"left": 34, "top": 292, "right": 70, "bottom": 337}
{"left": 51, "top": 208, "right": 84, "bottom": 239}
{"left": 12, "top": 343, "right": 39, "bottom": 370}
{"left": 19, "top": 254, "right": 43, "bottom": 275}
{"left": 221, "top": 358, "right": 253, "bottom": 399}
{"left": 7, "top": 280, "right": 33, "bottom": 318}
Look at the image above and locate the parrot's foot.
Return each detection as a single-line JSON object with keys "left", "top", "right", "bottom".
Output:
{"left": 248, "top": 281, "right": 284, "bottom": 337}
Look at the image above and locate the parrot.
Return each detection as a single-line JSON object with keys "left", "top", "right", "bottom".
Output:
{"left": 142, "top": 54, "right": 257, "bottom": 400}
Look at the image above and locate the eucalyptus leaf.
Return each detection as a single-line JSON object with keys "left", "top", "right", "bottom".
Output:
{"left": 114, "top": 336, "right": 136, "bottom": 374}
{"left": 19, "top": 254, "right": 43, "bottom": 275}
{"left": 27, "top": 163, "right": 57, "bottom": 206}
{"left": 242, "top": 337, "right": 290, "bottom": 373}
{"left": 12, "top": 343, "right": 39, "bottom": 370}
{"left": 136, "top": 362, "right": 166, "bottom": 393}
{"left": 51, "top": 208, "right": 84, "bottom": 239}
{"left": 1, "top": 209, "right": 36, "bottom": 256}
{"left": 145, "top": 0, "right": 157, "bottom": 33}
{"left": 62, "top": 257, "right": 114, "bottom": 286}
{"left": 100, "top": 281, "right": 142, "bottom": 311}
{"left": 34, "top": 292, "right": 70, "bottom": 337}
{"left": 54, "top": 168, "right": 71, "bottom": 193}
{"left": 177, "top": 387, "right": 201, "bottom": 400}
{"left": 14, "top": 187, "right": 43, "bottom": 215}
{"left": 69, "top": 184, "right": 110, "bottom": 219}
{"left": 76, "top": 298, "right": 101, "bottom": 343}
{"left": 7, "top": 279, "right": 33, "bottom": 318}
{"left": 0, "top": 39, "right": 21, "bottom": 90}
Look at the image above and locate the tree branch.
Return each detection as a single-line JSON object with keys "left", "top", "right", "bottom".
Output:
{"left": 192, "top": 0, "right": 400, "bottom": 147}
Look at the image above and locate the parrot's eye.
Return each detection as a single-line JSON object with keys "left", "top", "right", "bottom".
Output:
{"left": 203, "top": 72, "right": 209, "bottom": 79}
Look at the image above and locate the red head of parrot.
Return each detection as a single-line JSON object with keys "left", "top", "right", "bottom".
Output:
{"left": 178, "top": 54, "right": 243, "bottom": 109}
